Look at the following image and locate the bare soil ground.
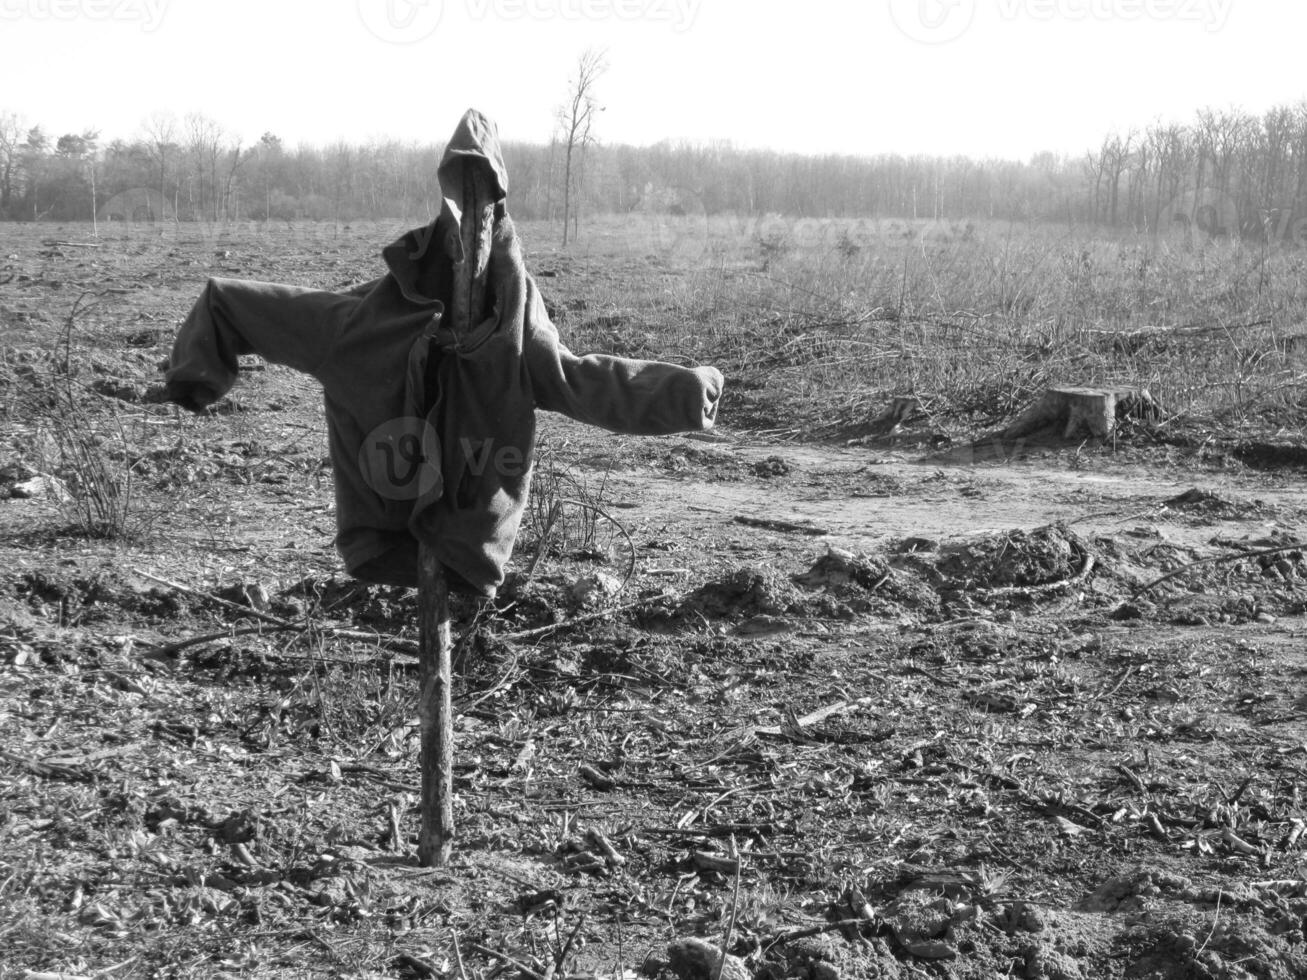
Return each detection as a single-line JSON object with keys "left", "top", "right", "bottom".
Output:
{"left": 2, "top": 221, "right": 1307, "bottom": 980}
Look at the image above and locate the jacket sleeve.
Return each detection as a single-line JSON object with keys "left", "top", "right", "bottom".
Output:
{"left": 523, "top": 281, "right": 724, "bottom": 435}
{"left": 165, "top": 277, "right": 354, "bottom": 412}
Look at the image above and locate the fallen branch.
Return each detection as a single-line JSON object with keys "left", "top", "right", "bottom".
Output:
{"left": 131, "top": 566, "right": 301, "bottom": 628}
{"left": 131, "top": 566, "right": 419, "bottom": 654}
{"left": 0, "top": 747, "right": 90, "bottom": 782}
{"left": 1132, "top": 542, "right": 1304, "bottom": 598}
{"left": 716, "top": 839, "right": 741, "bottom": 980}
{"left": 733, "top": 515, "right": 829, "bottom": 536}
{"left": 498, "top": 595, "right": 674, "bottom": 643}
{"left": 761, "top": 918, "right": 876, "bottom": 951}
{"left": 977, "top": 552, "right": 1096, "bottom": 599}
{"left": 144, "top": 623, "right": 300, "bottom": 656}
{"left": 752, "top": 698, "right": 867, "bottom": 737}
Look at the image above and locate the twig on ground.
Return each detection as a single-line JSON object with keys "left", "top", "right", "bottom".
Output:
{"left": 145, "top": 623, "right": 300, "bottom": 655}
{"left": 131, "top": 566, "right": 419, "bottom": 654}
{"left": 131, "top": 566, "right": 302, "bottom": 628}
{"left": 559, "top": 497, "right": 637, "bottom": 588}
{"left": 715, "top": 835, "right": 741, "bottom": 980}
{"left": 393, "top": 952, "right": 443, "bottom": 979}
{"left": 499, "top": 595, "right": 673, "bottom": 643}
{"left": 0, "top": 748, "right": 90, "bottom": 782}
{"left": 452, "top": 930, "right": 471, "bottom": 980}
{"left": 762, "top": 918, "right": 876, "bottom": 951}
{"left": 469, "top": 944, "right": 546, "bottom": 980}
{"left": 1096, "top": 666, "right": 1136, "bottom": 701}
{"left": 545, "top": 914, "right": 587, "bottom": 980}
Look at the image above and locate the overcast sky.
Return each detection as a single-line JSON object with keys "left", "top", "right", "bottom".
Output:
{"left": 2, "top": 0, "right": 1304, "bottom": 159}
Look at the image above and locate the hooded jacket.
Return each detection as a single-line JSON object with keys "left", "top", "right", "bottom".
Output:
{"left": 165, "top": 111, "right": 723, "bottom": 596}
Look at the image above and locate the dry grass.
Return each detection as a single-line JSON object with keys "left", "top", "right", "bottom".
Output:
{"left": 537, "top": 214, "right": 1307, "bottom": 439}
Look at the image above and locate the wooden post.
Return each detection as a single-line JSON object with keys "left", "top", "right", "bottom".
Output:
{"left": 416, "top": 155, "right": 497, "bottom": 867}
{"left": 416, "top": 543, "right": 454, "bottom": 866}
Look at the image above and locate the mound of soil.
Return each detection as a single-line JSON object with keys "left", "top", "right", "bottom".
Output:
{"left": 933, "top": 524, "right": 1089, "bottom": 589}
{"left": 686, "top": 566, "right": 804, "bottom": 619}
{"left": 1164, "top": 487, "right": 1268, "bottom": 522}
{"left": 279, "top": 575, "right": 417, "bottom": 627}
{"left": 793, "top": 547, "right": 889, "bottom": 591}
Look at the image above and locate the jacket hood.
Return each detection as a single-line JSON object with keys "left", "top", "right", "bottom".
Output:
{"left": 381, "top": 107, "right": 507, "bottom": 304}
{"left": 439, "top": 108, "right": 509, "bottom": 218}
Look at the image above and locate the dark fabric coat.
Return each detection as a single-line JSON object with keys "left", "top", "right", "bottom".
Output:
{"left": 165, "top": 114, "right": 723, "bottom": 596}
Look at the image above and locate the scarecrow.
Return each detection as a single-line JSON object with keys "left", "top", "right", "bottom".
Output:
{"left": 164, "top": 109, "right": 723, "bottom": 863}
{"left": 164, "top": 110, "right": 722, "bottom": 593}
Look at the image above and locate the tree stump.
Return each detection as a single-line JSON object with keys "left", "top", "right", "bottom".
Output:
{"left": 1001, "top": 386, "right": 1159, "bottom": 442}
{"left": 868, "top": 396, "right": 922, "bottom": 436}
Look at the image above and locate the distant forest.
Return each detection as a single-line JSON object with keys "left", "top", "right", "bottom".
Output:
{"left": 1, "top": 102, "right": 1305, "bottom": 242}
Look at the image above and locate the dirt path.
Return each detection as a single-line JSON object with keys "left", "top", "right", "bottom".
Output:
{"left": 583, "top": 429, "right": 1307, "bottom": 564}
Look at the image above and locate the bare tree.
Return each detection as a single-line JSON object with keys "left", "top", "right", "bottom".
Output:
{"left": 1144, "top": 121, "right": 1188, "bottom": 232}
{"left": 141, "top": 111, "right": 177, "bottom": 221}
{"left": 185, "top": 112, "right": 225, "bottom": 221}
{"left": 255, "top": 132, "right": 282, "bottom": 221}
{"left": 0, "top": 111, "right": 24, "bottom": 217}
{"left": 556, "top": 48, "right": 607, "bottom": 246}
{"left": 1102, "top": 130, "right": 1134, "bottom": 226}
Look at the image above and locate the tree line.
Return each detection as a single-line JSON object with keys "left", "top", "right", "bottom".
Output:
{"left": 1, "top": 101, "right": 1304, "bottom": 242}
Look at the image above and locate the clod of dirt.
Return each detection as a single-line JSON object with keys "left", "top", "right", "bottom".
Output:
{"left": 570, "top": 571, "right": 623, "bottom": 607}
{"left": 663, "top": 938, "right": 751, "bottom": 980}
{"left": 89, "top": 377, "right": 159, "bottom": 403}
{"left": 1, "top": 458, "right": 69, "bottom": 502}
{"left": 11, "top": 474, "right": 71, "bottom": 501}
{"left": 215, "top": 810, "right": 260, "bottom": 844}
{"left": 882, "top": 889, "right": 960, "bottom": 960}
{"left": 1165, "top": 487, "right": 1223, "bottom": 510}
{"left": 123, "top": 328, "right": 166, "bottom": 347}
{"left": 794, "top": 547, "right": 889, "bottom": 591}
{"left": 1022, "top": 945, "right": 1084, "bottom": 980}
{"left": 685, "top": 566, "right": 803, "bottom": 619}
{"left": 934, "top": 524, "right": 1088, "bottom": 589}
{"left": 1082, "top": 867, "right": 1192, "bottom": 912}
{"left": 657, "top": 444, "right": 744, "bottom": 479}
{"left": 752, "top": 455, "right": 792, "bottom": 478}
{"left": 1125, "top": 909, "right": 1307, "bottom": 980}
{"left": 279, "top": 575, "right": 417, "bottom": 626}
{"left": 1110, "top": 599, "right": 1155, "bottom": 621}
{"left": 216, "top": 581, "right": 273, "bottom": 612}
{"left": 762, "top": 936, "right": 846, "bottom": 980}
{"left": 0, "top": 460, "right": 36, "bottom": 484}
{"left": 993, "top": 901, "right": 1046, "bottom": 934}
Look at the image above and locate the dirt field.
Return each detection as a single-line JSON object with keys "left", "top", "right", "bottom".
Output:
{"left": 2, "top": 219, "right": 1307, "bottom": 979}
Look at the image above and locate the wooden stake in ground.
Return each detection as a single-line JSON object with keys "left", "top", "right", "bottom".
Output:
{"left": 416, "top": 153, "right": 497, "bottom": 868}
